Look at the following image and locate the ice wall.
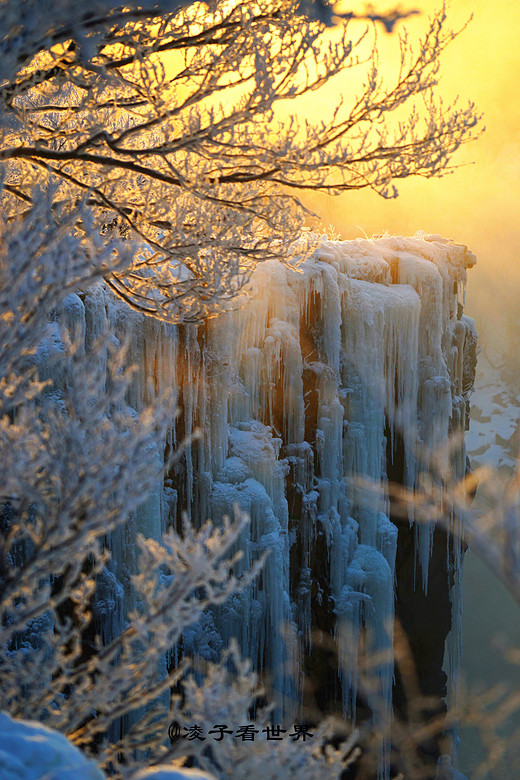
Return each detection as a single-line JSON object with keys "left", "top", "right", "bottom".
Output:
{"left": 49, "top": 232, "right": 476, "bottom": 764}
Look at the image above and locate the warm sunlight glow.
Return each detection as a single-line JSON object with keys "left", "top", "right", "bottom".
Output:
{"left": 161, "top": 0, "right": 518, "bottom": 356}
{"left": 298, "top": 1, "right": 520, "bottom": 362}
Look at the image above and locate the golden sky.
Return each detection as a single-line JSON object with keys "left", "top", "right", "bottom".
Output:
{"left": 300, "top": 0, "right": 520, "bottom": 353}
{"left": 163, "top": 0, "right": 520, "bottom": 351}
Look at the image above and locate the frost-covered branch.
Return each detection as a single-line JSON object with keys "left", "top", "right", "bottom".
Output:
{"left": 0, "top": 1, "right": 419, "bottom": 86}
{"left": 113, "top": 639, "right": 360, "bottom": 780}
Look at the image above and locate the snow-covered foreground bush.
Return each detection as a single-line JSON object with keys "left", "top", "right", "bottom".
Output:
{"left": 0, "top": 199, "right": 251, "bottom": 770}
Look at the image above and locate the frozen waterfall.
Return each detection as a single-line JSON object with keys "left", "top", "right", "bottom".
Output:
{"left": 50, "top": 231, "right": 476, "bottom": 771}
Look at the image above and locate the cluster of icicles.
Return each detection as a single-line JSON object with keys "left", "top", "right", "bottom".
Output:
{"left": 46, "top": 231, "right": 476, "bottom": 753}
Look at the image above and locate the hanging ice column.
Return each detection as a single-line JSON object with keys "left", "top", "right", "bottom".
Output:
{"left": 60, "top": 232, "right": 476, "bottom": 750}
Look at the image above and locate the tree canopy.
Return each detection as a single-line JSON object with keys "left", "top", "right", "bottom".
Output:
{"left": 1, "top": 0, "right": 479, "bottom": 321}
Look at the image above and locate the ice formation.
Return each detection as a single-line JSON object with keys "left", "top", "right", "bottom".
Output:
{"left": 48, "top": 232, "right": 476, "bottom": 766}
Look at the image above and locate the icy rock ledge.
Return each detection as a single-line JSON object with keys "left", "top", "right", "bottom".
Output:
{"left": 0, "top": 713, "right": 216, "bottom": 780}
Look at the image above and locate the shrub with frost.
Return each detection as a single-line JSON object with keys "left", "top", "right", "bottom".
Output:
{"left": 0, "top": 195, "right": 259, "bottom": 770}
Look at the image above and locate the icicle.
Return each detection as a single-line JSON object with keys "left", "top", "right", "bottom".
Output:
{"left": 345, "top": 545, "right": 394, "bottom": 779}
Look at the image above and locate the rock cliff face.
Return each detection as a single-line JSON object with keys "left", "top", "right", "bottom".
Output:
{"left": 53, "top": 232, "right": 477, "bottom": 777}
